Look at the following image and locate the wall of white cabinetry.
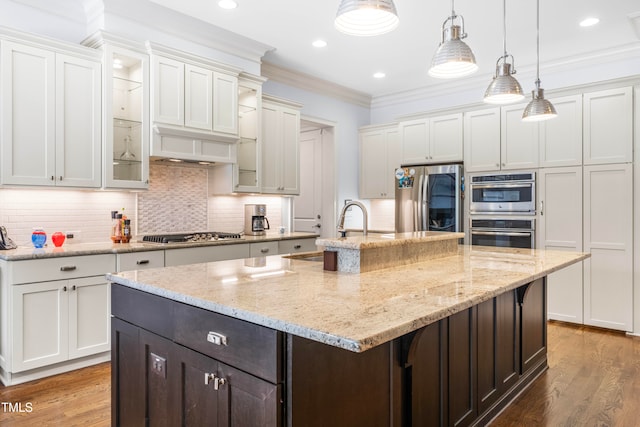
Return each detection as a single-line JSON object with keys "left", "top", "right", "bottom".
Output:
{"left": 0, "top": 38, "right": 101, "bottom": 187}
{"left": 399, "top": 114, "right": 463, "bottom": 165}
{"left": 537, "top": 86, "right": 634, "bottom": 332}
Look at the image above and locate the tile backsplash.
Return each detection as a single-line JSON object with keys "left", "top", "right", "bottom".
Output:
{"left": 0, "top": 188, "right": 135, "bottom": 246}
{"left": 0, "top": 163, "right": 286, "bottom": 247}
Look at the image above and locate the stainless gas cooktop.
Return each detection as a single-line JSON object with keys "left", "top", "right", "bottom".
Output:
{"left": 140, "top": 232, "right": 244, "bottom": 244}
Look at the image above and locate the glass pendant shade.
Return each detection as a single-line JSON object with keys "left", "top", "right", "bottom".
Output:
{"left": 522, "top": 87, "right": 558, "bottom": 122}
{"left": 429, "top": 20, "right": 478, "bottom": 79}
{"left": 335, "top": 0, "right": 399, "bottom": 36}
{"left": 484, "top": 62, "right": 524, "bottom": 104}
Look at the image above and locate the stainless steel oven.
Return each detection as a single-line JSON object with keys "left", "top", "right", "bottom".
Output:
{"left": 470, "top": 218, "right": 535, "bottom": 249}
{"left": 469, "top": 172, "right": 536, "bottom": 215}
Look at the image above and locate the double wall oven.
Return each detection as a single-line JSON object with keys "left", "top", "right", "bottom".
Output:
{"left": 469, "top": 171, "right": 536, "bottom": 249}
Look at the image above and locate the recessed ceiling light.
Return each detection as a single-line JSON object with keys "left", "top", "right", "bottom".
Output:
{"left": 580, "top": 17, "right": 599, "bottom": 27}
{"left": 312, "top": 39, "right": 328, "bottom": 48}
{"left": 218, "top": 0, "right": 238, "bottom": 10}
{"left": 373, "top": 72, "right": 386, "bottom": 79}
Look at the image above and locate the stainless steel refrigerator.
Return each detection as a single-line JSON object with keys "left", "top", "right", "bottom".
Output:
{"left": 395, "top": 163, "right": 464, "bottom": 233}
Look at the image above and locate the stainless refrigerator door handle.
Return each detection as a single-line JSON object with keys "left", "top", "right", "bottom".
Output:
{"left": 422, "top": 174, "right": 429, "bottom": 231}
{"left": 416, "top": 174, "right": 423, "bottom": 231}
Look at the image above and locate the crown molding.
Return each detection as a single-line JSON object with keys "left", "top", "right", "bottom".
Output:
{"left": 261, "top": 61, "right": 372, "bottom": 109}
{"left": 372, "top": 41, "right": 640, "bottom": 110}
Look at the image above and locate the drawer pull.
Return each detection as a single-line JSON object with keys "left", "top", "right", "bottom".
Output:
{"left": 294, "top": 244, "right": 301, "bottom": 249}
{"left": 60, "top": 265, "right": 77, "bottom": 272}
{"left": 260, "top": 248, "right": 269, "bottom": 253}
{"left": 136, "top": 260, "right": 150, "bottom": 265}
{"left": 207, "top": 331, "right": 228, "bottom": 346}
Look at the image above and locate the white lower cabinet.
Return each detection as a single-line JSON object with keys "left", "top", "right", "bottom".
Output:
{"left": 539, "top": 167, "right": 584, "bottom": 323}
{"left": 278, "top": 238, "right": 317, "bottom": 254}
{"left": 1, "top": 254, "right": 115, "bottom": 385}
{"left": 12, "top": 276, "right": 110, "bottom": 372}
{"left": 583, "top": 163, "right": 633, "bottom": 331}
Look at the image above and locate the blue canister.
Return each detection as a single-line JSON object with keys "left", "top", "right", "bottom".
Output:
{"left": 31, "top": 228, "right": 47, "bottom": 248}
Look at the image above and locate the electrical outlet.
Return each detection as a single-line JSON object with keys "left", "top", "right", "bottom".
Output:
{"left": 149, "top": 352, "right": 167, "bottom": 379}
{"left": 65, "top": 230, "right": 81, "bottom": 242}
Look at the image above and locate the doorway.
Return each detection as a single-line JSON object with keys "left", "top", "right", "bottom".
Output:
{"left": 293, "top": 118, "right": 336, "bottom": 238}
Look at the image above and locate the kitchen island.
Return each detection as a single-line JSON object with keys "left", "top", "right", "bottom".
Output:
{"left": 107, "top": 242, "right": 588, "bottom": 426}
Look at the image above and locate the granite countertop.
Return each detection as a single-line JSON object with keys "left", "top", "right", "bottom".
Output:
{"left": 316, "top": 231, "right": 465, "bottom": 250}
{"left": 106, "top": 245, "right": 589, "bottom": 353}
{"left": 0, "top": 232, "right": 317, "bottom": 261}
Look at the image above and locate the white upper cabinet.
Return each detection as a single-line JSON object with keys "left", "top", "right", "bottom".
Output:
{"left": 261, "top": 95, "right": 301, "bottom": 195}
{"left": 98, "top": 39, "right": 150, "bottom": 190}
{"left": 583, "top": 87, "right": 633, "bottom": 165}
{"left": 399, "top": 113, "right": 462, "bottom": 165}
{"left": 360, "top": 124, "right": 400, "bottom": 199}
{"left": 150, "top": 51, "right": 239, "bottom": 136}
{"left": 463, "top": 108, "right": 501, "bottom": 172}
{"left": 1, "top": 38, "right": 101, "bottom": 188}
{"left": 539, "top": 95, "right": 583, "bottom": 167}
{"left": 500, "top": 103, "right": 539, "bottom": 170}
{"left": 464, "top": 105, "right": 540, "bottom": 173}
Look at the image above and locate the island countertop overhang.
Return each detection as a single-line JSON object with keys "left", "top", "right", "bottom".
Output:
{"left": 106, "top": 245, "right": 589, "bottom": 353}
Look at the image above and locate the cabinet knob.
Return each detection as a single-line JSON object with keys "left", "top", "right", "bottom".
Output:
{"left": 63, "top": 286, "right": 67, "bottom": 292}
{"left": 204, "top": 373, "right": 227, "bottom": 390}
{"left": 294, "top": 244, "right": 301, "bottom": 249}
{"left": 60, "top": 265, "right": 77, "bottom": 271}
{"left": 260, "top": 248, "right": 269, "bottom": 253}
{"left": 51, "top": 176, "right": 55, "bottom": 181}
{"left": 136, "top": 260, "right": 150, "bottom": 265}
{"left": 72, "top": 285, "right": 76, "bottom": 291}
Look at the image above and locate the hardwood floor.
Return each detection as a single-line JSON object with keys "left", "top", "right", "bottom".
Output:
{"left": 0, "top": 322, "right": 639, "bottom": 426}
{"left": 491, "top": 321, "right": 640, "bottom": 427}
{"left": 0, "top": 362, "right": 110, "bottom": 426}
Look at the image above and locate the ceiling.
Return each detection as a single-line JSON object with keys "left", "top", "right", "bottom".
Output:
{"left": 147, "top": 0, "right": 640, "bottom": 98}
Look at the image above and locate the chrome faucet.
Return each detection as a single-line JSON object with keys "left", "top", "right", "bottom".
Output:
{"left": 337, "top": 201, "right": 368, "bottom": 237}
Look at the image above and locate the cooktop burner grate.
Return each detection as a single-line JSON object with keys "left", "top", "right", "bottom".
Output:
{"left": 141, "top": 232, "right": 243, "bottom": 244}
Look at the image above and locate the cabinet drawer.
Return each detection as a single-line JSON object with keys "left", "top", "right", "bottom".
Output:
{"left": 249, "top": 241, "right": 278, "bottom": 257}
{"left": 174, "top": 303, "right": 282, "bottom": 383}
{"left": 9, "top": 254, "right": 115, "bottom": 285}
{"left": 278, "top": 238, "right": 317, "bottom": 254}
{"left": 117, "top": 251, "right": 165, "bottom": 272}
{"left": 165, "top": 244, "right": 250, "bottom": 266}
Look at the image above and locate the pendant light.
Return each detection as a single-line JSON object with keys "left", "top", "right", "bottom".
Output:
{"left": 428, "top": 0, "right": 478, "bottom": 79}
{"left": 334, "top": 0, "right": 399, "bottom": 37}
{"left": 484, "top": 0, "right": 524, "bottom": 104}
{"left": 522, "top": 0, "right": 557, "bottom": 121}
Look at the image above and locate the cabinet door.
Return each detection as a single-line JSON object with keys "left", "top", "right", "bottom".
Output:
{"left": 539, "top": 95, "right": 583, "bottom": 167}
{"left": 430, "top": 113, "right": 463, "bottom": 163}
{"left": 280, "top": 106, "right": 300, "bottom": 194}
{"left": 1, "top": 41, "right": 56, "bottom": 186}
{"left": 519, "top": 279, "right": 547, "bottom": 374}
{"left": 218, "top": 362, "right": 280, "bottom": 426}
{"left": 360, "top": 129, "right": 389, "bottom": 198}
{"left": 213, "top": 71, "right": 238, "bottom": 135}
{"left": 104, "top": 45, "right": 150, "bottom": 190}
{"left": 464, "top": 108, "right": 501, "bottom": 172}
{"left": 12, "top": 280, "right": 69, "bottom": 372}
{"left": 501, "top": 103, "right": 539, "bottom": 170}
{"left": 152, "top": 55, "right": 184, "bottom": 126}
{"left": 68, "top": 276, "right": 110, "bottom": 359}
{"left": 539, "top": 167, "right": 583, "bottom": 324}
{"left": 55, "top": 54, "right": 101, "bottom": 188}
{"left": 261, "top": 103, "right": 281, "bottom": 194}
{"left": 583, "top": 164, "right": 633, "bottom": 331}
{"left": 185, "top": 64, "right": 213, "bottom": 131}
{"left": 583, "top": 87, "right": 632, "bottom": 165}
{"left": 111, "top": 318, "right": 145, "bottom": 427}
{"left": 399, "top": 119, "right": 428, "bottom": 164}
{"left": 448, "top": 307, "right": 476, "bottom": 427}
{"left": 174, "top": 344, "right": 224, "bottom": 425}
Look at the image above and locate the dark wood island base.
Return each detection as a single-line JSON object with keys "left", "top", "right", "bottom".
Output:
{"left": 111, "top": 277, "right": 546, "bottom": 427}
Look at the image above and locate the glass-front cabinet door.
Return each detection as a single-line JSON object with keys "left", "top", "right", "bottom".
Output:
{"left": 233, "top": 74, "right": 264, "bottom": 193}
{"left": 103, "top": 44, "right": 149, "bottom": 189}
